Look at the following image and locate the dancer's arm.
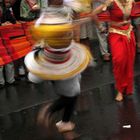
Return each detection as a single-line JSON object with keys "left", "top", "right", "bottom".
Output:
{"left": 92, "top": 0, "right": 113, "bottom": 15}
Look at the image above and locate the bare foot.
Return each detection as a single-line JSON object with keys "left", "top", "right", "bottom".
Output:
{"left": 115, "top": 92, "right": 123, "bottom": 101}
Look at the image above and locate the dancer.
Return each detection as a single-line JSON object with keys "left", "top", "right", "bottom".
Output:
{"left": 25, "top": 0, "right": 92, "bottom": 132}
{"left": 91, "top": 0, "right": 136, "bottom": 101}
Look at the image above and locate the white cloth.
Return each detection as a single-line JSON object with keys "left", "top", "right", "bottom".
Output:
{"left": 52, "top": 74, "right": 81, "bottom": 97}
{"left": 80, "top": 21, "right": 96, "bottom": 39}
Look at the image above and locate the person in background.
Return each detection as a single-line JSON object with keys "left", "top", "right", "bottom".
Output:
{"left": 10, "top": 0, "right": 48, "bottom": 81}
{"left": 20, "top": 0, "right": 40, "bottom": 21}
{"left": 1, "top": 0, "right": 16, "bottom": 24}
{"left": 132, "top": 0, "right": 140, "bottom": 53}
{"left": 11, "top": 0, "right": 22, "bottom": 21}
{"left": 20, "top": 0, "right": 48, "bottom": 21}
{"left": 0, "top": 0, "right": 17, "bottom": 88}
{"left": 79, "top": 0, "right": 98, "bottom": 63}
{"left": 133, "top": 17, "right": 140, "bottom": 53}
{"left": 0, "top": 0, "right": 2, "bottom": 25}
{"left": 93, "top": 0, "right": 110, "bottom": 61}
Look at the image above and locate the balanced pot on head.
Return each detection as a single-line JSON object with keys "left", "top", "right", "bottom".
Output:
{"left": 30, "top": 10, "right": 74, "bottom": 49}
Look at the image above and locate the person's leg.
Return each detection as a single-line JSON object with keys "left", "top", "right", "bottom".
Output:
{"left": 62, "top": 96, "right": 78, "bottom": 122}
{"left": 126, "top": 31, "right": 136, "bottom": 94}
{"left": 5, "top": 62, "right": 15, "bottom": 84}
{"left": 40, "top": 96, "right": 78, "bottom": 132}
{"left": 133, "top": 18, "right": 140, "bottom": 53}
{"left": 47, "top": 96, "right": 77, "bottom": 120}
{"left": 109, "top": 33, "right": 129, "bottom": 101}
{"left": 96, "top": 22, "right": 110, "bottom": 61}
{"left": 48, "top": 96, "right": 66, "bottom": 115}
{"left": 0, "top": 66, "right": 5, "bottom": 88}
{"left": 18, "top": 58, "right": 26, "bottom": 77}
{"left": 37, "top": 96, "right": 66, "bottom": 127}
{"left": 80, "top": 22, "right": 97, "bottom": 64}
{"left": 80, "top": 23, "right": 91, "bottom": 49}
{"left": 56, "top": 96, "right": 78, "bottom": 132}
{"left": 53, "top": 75, "right": 81, "bottom": 132}
{"left": 136, "top": 25, "right": 140, "bottom": 52}
{"left": 13, "top": 59, "right": 20, "bottom": 80}
{"left": 40, "top": 75, "right": 81, "bottom": 132}
{"left": 14, "top": 58, "right": 26, "bottom": 80}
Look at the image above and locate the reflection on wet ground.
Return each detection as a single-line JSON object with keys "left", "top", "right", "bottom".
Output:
{"left": 0, "top": 40, "right": 140, "bottom": 140}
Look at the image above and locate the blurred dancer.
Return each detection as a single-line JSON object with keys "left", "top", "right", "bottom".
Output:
{"left": 91, "top": 0, "right": 136, "bottom": 101}
{"left": 25, "top": 0, "right": 92, "bottom": 132}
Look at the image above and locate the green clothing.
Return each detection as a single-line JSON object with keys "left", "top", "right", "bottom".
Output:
{"left": 20, "top": 0, "right": 48, "bottom": 20}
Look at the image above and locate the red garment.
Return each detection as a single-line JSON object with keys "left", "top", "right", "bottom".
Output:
{"left": 131, "top": 2, "right": 140, "bottom": 17}
{"left": 97, "top": 2, "right": 140, "bottom": 21}
{"left": 0, "top": 38, "right": 12, "bottom": 66}
{"left": 0, "top": 23, "right": 32, "bottom": 66}
{"left": 108, "top": 0, "right": 136, "bottom": 94}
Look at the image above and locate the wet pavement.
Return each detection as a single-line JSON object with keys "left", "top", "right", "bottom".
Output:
{"left": 0, "top": 40, "right": 140, "bottom": 140}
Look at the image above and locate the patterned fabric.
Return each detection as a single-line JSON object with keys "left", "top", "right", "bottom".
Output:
{"left": 25, "top": 42, "right": 92, "bottom": 80}
{"left": 0, "top": 23, "right": 32, "bottom": 66}
{"left": 0, "top": 38, "right": 12, "bottom": 66}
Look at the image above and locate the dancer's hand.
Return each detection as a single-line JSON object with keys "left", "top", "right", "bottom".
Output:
{"left": 31, "top": 4, "right": 40, "bottom": 12}
{"left": 98, "top": 24, "right": 107, "bottom": 33}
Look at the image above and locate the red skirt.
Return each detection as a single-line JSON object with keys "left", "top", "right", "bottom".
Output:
{"left": 108, "top": 30, "right": 136, "bottom": 94}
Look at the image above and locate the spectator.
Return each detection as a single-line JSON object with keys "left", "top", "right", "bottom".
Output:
{"left": 133, "top": 17, "right": 140, "bottom": 53}
{"left": 93, "top": 0, "right": 110, "bottom": 61}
